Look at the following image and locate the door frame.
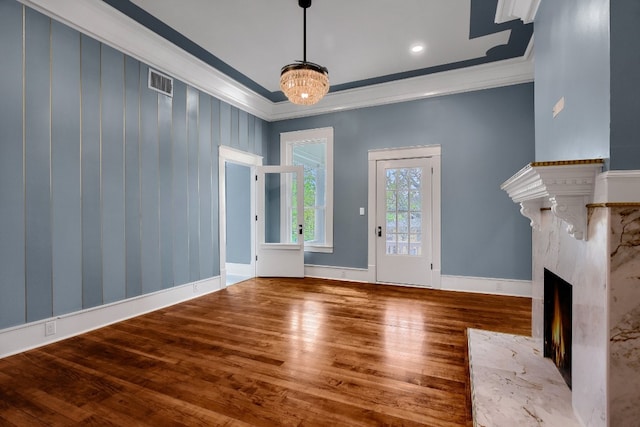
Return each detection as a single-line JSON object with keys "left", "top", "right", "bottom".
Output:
{"left": 219, "top": 146, "right": 263, "bottom": 287}
{"left": 367, "top": 145, "right": 441, "bottom": 288}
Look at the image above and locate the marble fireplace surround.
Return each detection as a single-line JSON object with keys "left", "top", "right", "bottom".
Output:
{"left": 500, "top": 161, "right": 640, "bottom": 426}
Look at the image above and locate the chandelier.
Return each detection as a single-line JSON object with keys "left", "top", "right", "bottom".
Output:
{"left": 280, "top": 0, "right": 329, "bottom": 106}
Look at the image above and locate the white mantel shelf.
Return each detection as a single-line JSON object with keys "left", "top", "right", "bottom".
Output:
{"left": 501, "top": 159, "right": 604, "bottom": 240}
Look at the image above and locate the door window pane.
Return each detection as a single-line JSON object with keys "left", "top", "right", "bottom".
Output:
{"left": 385, "top": 166, "right": 424, "bottom": 257}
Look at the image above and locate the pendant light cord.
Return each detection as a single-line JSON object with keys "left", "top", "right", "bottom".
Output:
{"left": 303, "top": 6, "right": 307, "bottom": 62}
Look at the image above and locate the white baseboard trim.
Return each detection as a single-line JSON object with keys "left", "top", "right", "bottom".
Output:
{"left": 0, "top": 276, "right": 222, "bottom": 359}
{"left": 441, "top": 275, "right": 532, "bottom": 297}
{"left": 226, "top": 262, "right": 254, "bottom": 277}
{"left": 304, "top": 264, "right": 370, "bottom": 283}
{"left": 304, "top": 265, "right": 531, "bottom": 297}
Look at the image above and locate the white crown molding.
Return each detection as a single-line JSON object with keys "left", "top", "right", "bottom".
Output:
{"left": 270, "top": 58, "right": 534, "bottom": 121}
{"left": 19, "top": 0, "right": 535, "bottom": 123}
{"left": 495, "top": 0, "right": 541, "bottom": 24}
{"left": 501, "top": 161, "right": 604, "bottom": 240}
{"left": 17, "top": 0, "right": 275, "bottom": 120}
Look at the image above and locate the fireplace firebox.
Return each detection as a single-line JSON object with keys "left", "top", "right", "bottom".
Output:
{"left": 544, "top": 269, "right": 572, "bottom": 389}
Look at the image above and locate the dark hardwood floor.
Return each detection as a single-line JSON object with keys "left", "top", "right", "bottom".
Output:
{"left": 0, "top": 278, "right": 531, "bottom": 426}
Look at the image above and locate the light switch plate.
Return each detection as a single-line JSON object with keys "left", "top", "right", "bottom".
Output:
{"left": 359, "top": 207, "right": 365, "bottom": 215}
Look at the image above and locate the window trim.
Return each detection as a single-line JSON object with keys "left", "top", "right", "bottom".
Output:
{"left": 280, "top": 127, "right": 334, "bottom": 253}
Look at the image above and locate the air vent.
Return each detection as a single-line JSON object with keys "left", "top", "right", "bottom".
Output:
{"left": 147, "top": 68, "right": 173, "bottom": 97}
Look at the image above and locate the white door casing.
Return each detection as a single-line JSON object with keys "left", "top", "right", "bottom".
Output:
{"left": 219, "top": 146, "right": 263, "bottom": 287}
{"left": 256, "top": 165, "right": 305, "bottom": 277}
{"left": 367, "top": 145, "right": 441, "bottom": 288}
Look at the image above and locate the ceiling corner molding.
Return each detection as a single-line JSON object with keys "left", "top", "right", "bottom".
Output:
{"left": 17, "top": 0, "right": 274, "bottom": 121}
{"left": 269, "top": 57, "right": 534, "bottom": 121}
{"left": 19, "top": 0, "right": 535, "bottom": 123}
{"left": 501, "top": 160, "right": 604, "bottom": 240}
{"left": 495, "top": 0, "right": 541, "bottom": 24}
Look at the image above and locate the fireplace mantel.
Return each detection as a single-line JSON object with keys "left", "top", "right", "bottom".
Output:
{"left": 501, "top": 159, "right": 604, "bottom": 240}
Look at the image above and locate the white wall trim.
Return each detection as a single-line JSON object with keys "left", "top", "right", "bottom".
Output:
{"left": 270, "top": 58, "right": 534, "bottom": 121}
{"left": 219, "top": 146, "right": 263, "bottom": 287}
{"left": 0, "top": 277, "right": 222, "bottom": 359}
{"left": 18, "top": 0, "right": 534, "bottom": 123}
{"left": 495, "top": 0, "right": 541, "bottom": 24}
{"left": 593, "top": 170, "right": 640, "bottom": 203}
{"left": 304, "top": 265, "right": 531, "bottom": 298}
{"left": 226, "top": 262, "right": 254, "bottom": 278}
{"left": 367, "top": 145, "right": 442, "bottom": 289}
{"left": 441, "top": 275, "right": 532, "bottom": 297}
{"left": 304, "top": 265, "right": 370, "bottom": 283}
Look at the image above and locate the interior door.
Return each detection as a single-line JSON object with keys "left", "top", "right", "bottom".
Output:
{"left": 376, "top": 157, "right": 432, "bottom": 286}
{"left": 256, "top": 165, "right": 304, "bottom": 277}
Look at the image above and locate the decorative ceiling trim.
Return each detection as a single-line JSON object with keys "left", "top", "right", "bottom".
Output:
{"left": 270, "top": 58, "right": 534, "bottom": 121}
{"left": 495, "top": 0, "right": 541, "bottom": 24}
{"left": 19, "top": 0, "right": 534, "bottom": 122}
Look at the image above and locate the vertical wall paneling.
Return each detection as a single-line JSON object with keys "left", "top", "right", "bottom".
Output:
{"left": 230, "top": 106, "right": 239, "bottom": 148}
{"left": 158, "top": 92, "right": 173, "bottom": 289}
{"left": 100, "top": 45, "right": 126, "bottom": 303}
{"left": 187, "top": 86, "right": 200, "bottom": 280}
{"left": 24, "top": 9, "right": 53, "bottom": 322}
{"left": 210, "top": 98, "right": 221, "bottom": 276}
{"left": 139, "top": 64, "right": 161, "bottom": 293}
{"left": 0, "top": 4, "right": 270, "bottom": 329}
{"left": 124, "top": 56, "right": 141, "bottom": 298}
{"left": 248, "top": 115, "right": 256, "bottom": 154}
{"left": 80, "top": 34, "right": 103, "bottom": 308}
{"left": 211, "top": 114, "right": 220, "bottom": 276}
{"left": 238, "top": 110, "right": 248, "bottom": 151}
{"left": 171, "top": 80, "right": 189, "bottom": 286}
{"left": 255, "top": 118, "right": 264, "bottom": 157}
{"left": 198, "top": 94, "right": 213, "bottom": 278}
{"left": 219, "top": 101, "right": 231, "bottom": 147}
{"left": 51, "top": 20, "right": 82, "bottom": 315}
{"left": 211, "top": 98, "right": 221, "bottom": 148}
{"left": 0, "top": 1, "right": 26, "bottom": 328}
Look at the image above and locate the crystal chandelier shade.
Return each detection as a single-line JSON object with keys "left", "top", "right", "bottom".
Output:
{"left": 280, "top": 0, "right": 329, "bottom": 106}
{"left": 280, "top": 62, "right": 329, "bottom": 106}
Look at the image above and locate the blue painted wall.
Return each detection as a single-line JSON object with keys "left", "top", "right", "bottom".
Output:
{"left": 0, "top": 1, "right": 268, "bottom": 329}
{"left": 610, "top": 0, "right": 640, "bottom": 169}
{"left": 534, "top": 0, "right": 611, "bottom": 163}
{"left": 225, "top": 163, "right": 252, "bottom": 264}
{"left": 269, "top": 84, "right": 535, "bottom": 280}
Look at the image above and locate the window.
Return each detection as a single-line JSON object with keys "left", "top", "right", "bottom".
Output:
{"left": 281, "top": 127, "right": 333, "bottom": 253}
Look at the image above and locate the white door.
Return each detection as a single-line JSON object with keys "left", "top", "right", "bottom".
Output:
{"left": 376, "top": 158, "right": 433, "bottom": 286}
{"left": 256, "top": 165, "right": 305, "bottom": 277}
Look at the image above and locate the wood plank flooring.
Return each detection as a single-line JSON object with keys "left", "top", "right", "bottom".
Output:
{"left": 0, "top": 278, "right": 531, "bottom": 426}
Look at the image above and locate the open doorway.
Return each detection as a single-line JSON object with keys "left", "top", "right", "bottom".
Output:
{"left": 219, "top": 146, "right": 263, "bottom": 286}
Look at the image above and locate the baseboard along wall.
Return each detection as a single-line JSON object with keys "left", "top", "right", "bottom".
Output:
{"left": 0, "top": 268, "right": 531, "bottom": 359}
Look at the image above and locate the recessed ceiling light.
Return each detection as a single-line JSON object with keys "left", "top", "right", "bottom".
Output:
{"left": 411, "top": 44, "right": 425, "bottom": 54}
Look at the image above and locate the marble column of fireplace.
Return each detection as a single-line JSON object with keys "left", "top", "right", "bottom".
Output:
{"left": 502, "top": 161, "right": 640, "bottom": 426}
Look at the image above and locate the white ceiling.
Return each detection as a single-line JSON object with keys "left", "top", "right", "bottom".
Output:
{"left": 129, "top": 0, "right": 512, "bottom": 94}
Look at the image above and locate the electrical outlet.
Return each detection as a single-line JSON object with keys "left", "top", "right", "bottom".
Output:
{"left": 45, "top": 320, "right": 56, "bottom": 336}
{"left": 193, "top": 283, "right": 199, "bottom": 293}
{"left": 496, "top": 282, "right": 504, "bottom": 292}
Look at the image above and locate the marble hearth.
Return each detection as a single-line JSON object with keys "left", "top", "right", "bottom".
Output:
{"left": 500, "top": 161, "right": 640, "bottom": 426}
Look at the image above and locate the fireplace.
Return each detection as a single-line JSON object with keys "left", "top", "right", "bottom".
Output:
{"left": 544, "top": 269, "right": 572, "bottom": 388}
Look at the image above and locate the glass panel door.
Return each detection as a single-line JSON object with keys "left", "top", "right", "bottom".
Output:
{"left": 376, "top": 158, "right": 432, "bottom": 286}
